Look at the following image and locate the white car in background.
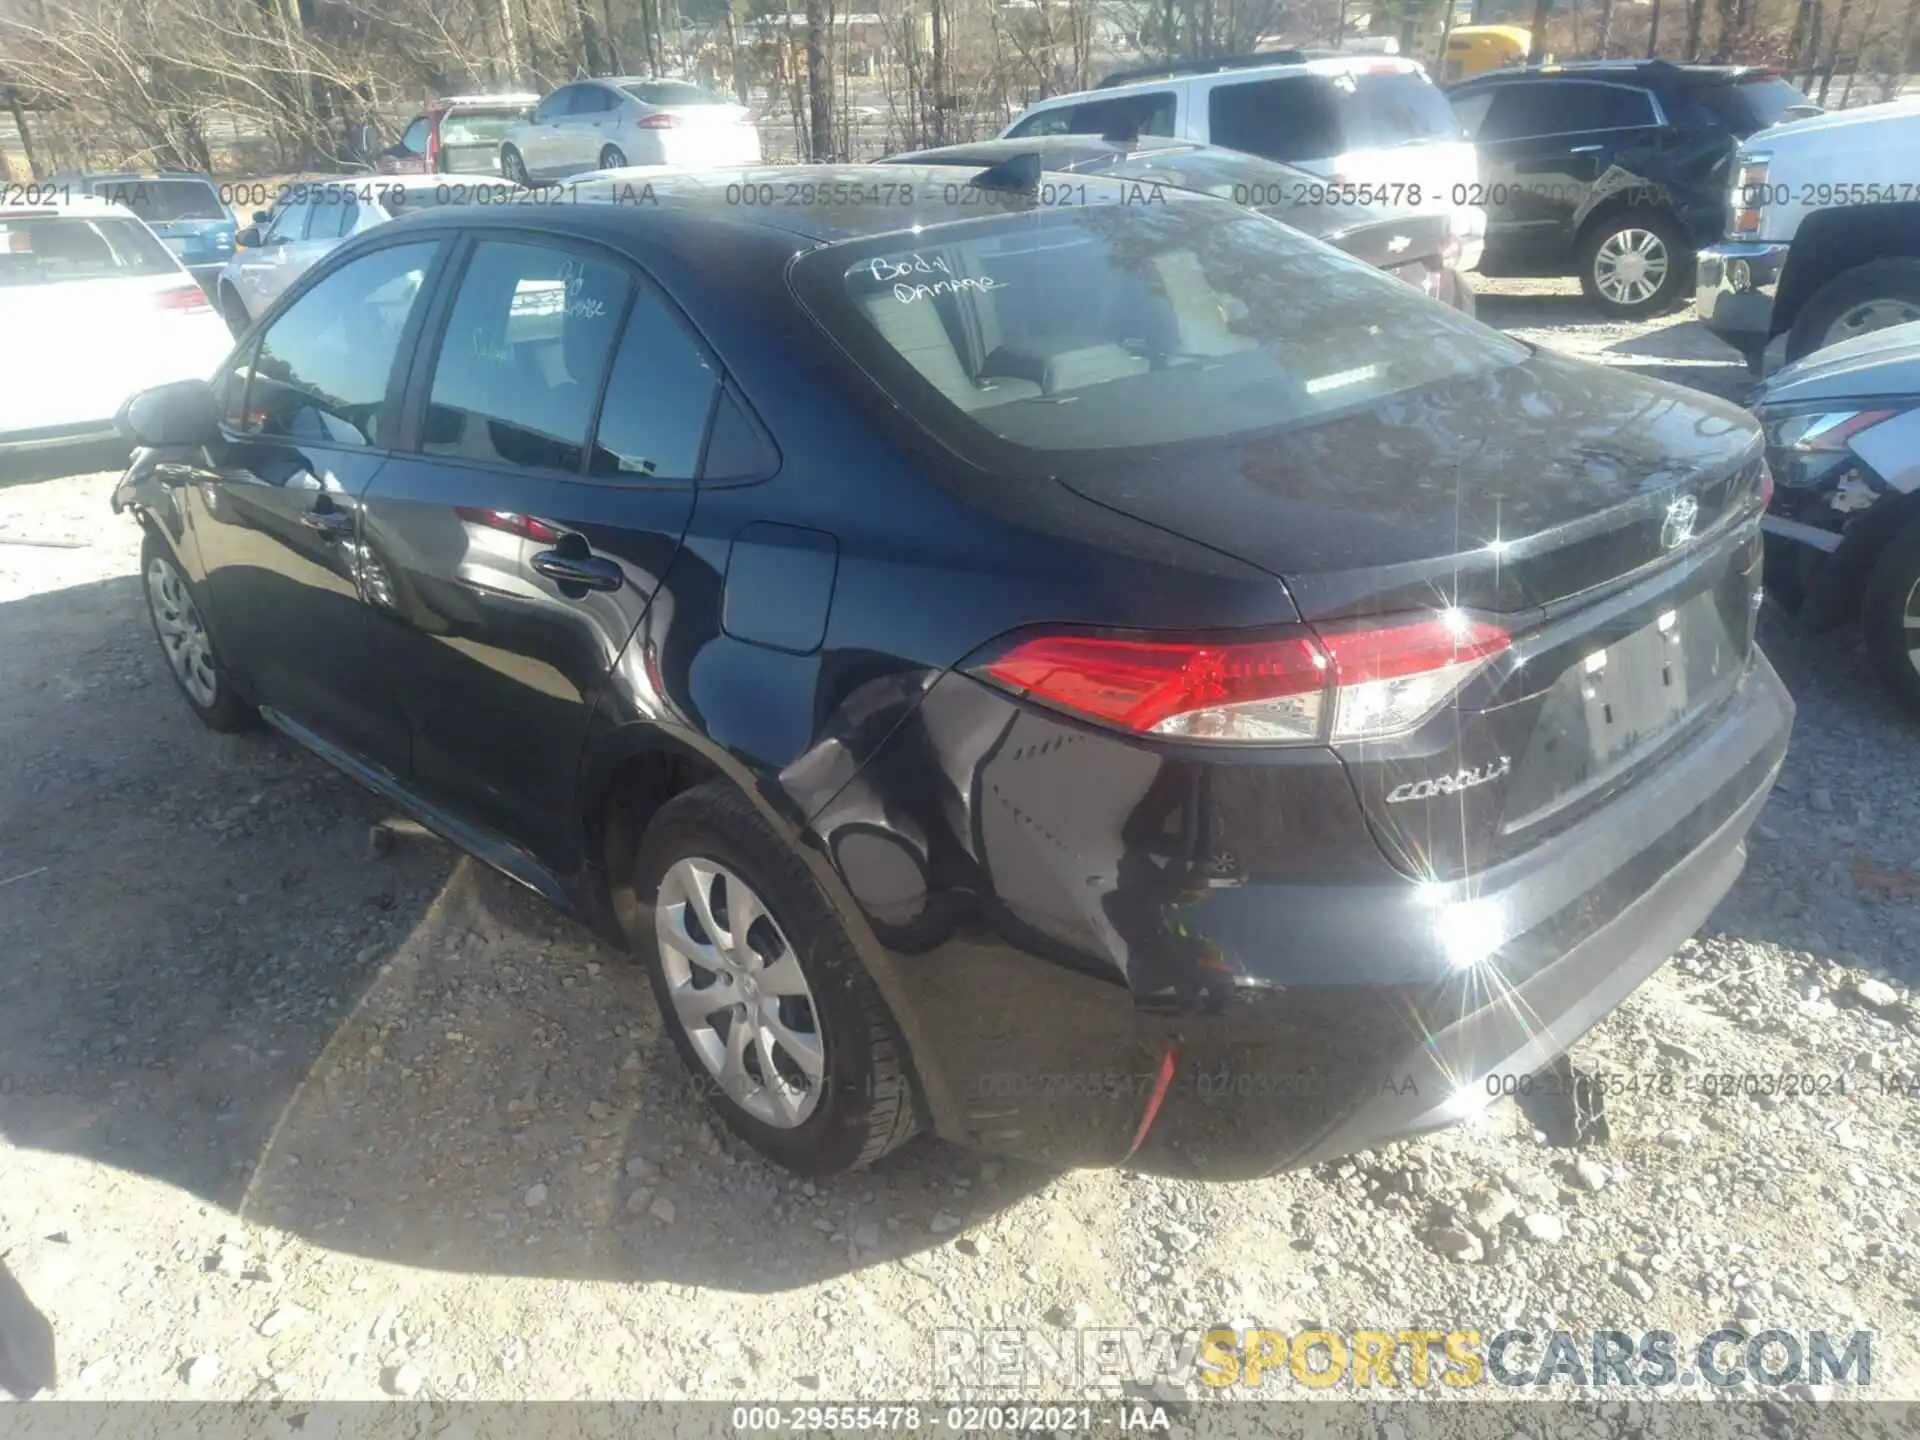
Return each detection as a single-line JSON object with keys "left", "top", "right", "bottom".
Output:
{"left": 499, "top": 78, "right": 761, "bottom": 183}
{"left": 0, "top": 197, "right": 231, "bottom": 457}
{"left": 214, "top": 175, "right": 522, "bottom": 330}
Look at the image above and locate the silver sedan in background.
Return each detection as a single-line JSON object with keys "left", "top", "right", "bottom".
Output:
{"left": 213, "top": 175, "right": 522, "bottom": 331}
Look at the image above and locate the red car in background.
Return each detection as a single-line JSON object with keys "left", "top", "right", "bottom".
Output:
{"left": 375, "top": 93, "right": 538, "bottom": 175}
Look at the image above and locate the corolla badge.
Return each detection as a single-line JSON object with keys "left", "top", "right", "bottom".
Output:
{"left": 1385, "top": 756, "right": 1512, "bottom": 804}
{"left": 1660, "top": 495, "right": 1699, "bottom": 550}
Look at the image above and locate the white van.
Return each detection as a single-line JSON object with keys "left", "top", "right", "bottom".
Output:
{"left": 1000, "top": 53, "right": 1483, "bottom": 254}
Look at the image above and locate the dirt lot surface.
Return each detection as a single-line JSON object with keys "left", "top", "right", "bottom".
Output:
{"left": 5, "top": 284, "right": 1920, "bottom": 1418}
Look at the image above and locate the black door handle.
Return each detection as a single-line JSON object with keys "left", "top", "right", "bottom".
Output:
{"left": 531, "top": 548, "right": 624, "bottom": 592}
{"left": 300, "top": 502, "right": 354, "bottom": 536}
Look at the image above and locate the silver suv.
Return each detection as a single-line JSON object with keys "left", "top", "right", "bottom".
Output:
{"left": 1002, "top": 51, "right": 1483, "bottom": 258}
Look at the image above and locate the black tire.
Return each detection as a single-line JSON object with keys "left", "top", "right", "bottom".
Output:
{"left": 1862, "top": 519, "right": 1920, "bottom": 722}
{"left": 1786, "top": 258, "right": 1920, "bottom": 364}
{"left": 140, "top": 531, "right": 257, "bottom": 732}
{"left": 599, "top": 144, "right": 627, "bottom": 170}
{"left": 632, "top": 781, "right": 921, "bottom": 1174}
{"left": 501, "top": 145, "right": 531, "bottom": 186}
{"left": 1576, "top": 209, "right": 1692, "bottom": 319}
{"left": 217, "top": 282, "right": 249, "bottom": 338}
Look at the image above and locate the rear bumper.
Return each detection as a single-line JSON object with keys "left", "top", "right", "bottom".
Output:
{"left": 814, "top": 651, "right": 1792, "bottom": 1177}
{"left": 1696, "top": 241, "right": 1790, "bottom": 367}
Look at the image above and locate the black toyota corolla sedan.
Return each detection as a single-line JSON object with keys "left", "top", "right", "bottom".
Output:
{"left": 112, "top": 167, "right": 1790, "bottom": 1178}
{"left": 881, "top": 136, "right": 1477, "bottom": 315}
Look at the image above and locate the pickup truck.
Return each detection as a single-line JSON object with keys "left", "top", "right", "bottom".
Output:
{"left": 1697, "top": 96, "right": 1920, "bottom": 370}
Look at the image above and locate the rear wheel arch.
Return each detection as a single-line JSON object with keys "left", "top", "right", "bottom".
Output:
{"left": 1773, "top": 204, "right": 1920, "bottom": 342}
{"left": 1806, "top": 490, "right": 1920, "bottom": 631}
{"left": 580, "top": 724, "right": 957, "bottom": 1141}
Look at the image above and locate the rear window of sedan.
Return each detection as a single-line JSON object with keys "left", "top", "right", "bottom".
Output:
{"left": 0, "top": 215, "right": 181, "bottom": 284}
{"left": 621, "top": 81, "right": 729, "bottom": 106}
{"left": 90, "top": 178, "right": 227, "bottom": 222}
{"left": 792, "top": 198, "right": 1524, "bottom": 462}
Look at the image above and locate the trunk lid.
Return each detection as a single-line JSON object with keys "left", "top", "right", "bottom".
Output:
{"left": 1055, "top": 348, "right": 1768, "bottom": 881}
{"left": 1054, "top": 348, "right": 1761, "bottom": 619}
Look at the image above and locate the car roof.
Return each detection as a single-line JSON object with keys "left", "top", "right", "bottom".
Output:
{"left": 886, "top": 135, "right": 1203, "bottom": 168}
{"left": 1053, "top": 51, "right": 1427, "bottom": 102}
{"left": 63, "top": 170, "right": 218, "bottom": 185}
{"left": 434, "top": 92, "right": 539, "bottom": 108}
{"left": 386, "top": 162, "right": 1214, "bottom": 249}
{"left": 1450, "top": 59, "right": 1778, "bottom": 88}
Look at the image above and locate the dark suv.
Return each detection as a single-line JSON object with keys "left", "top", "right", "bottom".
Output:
{"left": 112, "top": 170, "right": 1789, "bottom": 1179}
{"left": 1446, "top": 62, "right": 1816, "bottom": 317}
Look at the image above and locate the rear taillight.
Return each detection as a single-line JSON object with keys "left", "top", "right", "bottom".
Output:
{"left": 1759, "top": 460, "right": 1775, "bottom": 511}
{"left": 637, "top": 113, "right": 679, "bottom": 130}
{"left": 427, "top": 113, "right": 445, "bottom": 167}
{"left": 974, "top": 612, "right": 1510, "bottom": 745}
{"left": 155, "top": 283, "right": 212, "bottom": 313}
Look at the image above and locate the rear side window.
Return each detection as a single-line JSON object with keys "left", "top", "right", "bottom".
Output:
{"left": 1010, "top": 91, "right": 1176, "bottom": 141}
{"left": 420, "top": 239, "right": 629, "bottom": 473}
{"left": 0, "top": 216, "right": 178, "bottom": 284}
{"left": 1701, "top": 77, "right": 1817, "bottom": 134}
{"left": 589, "top": 290, "right": 719, "bottom": 480}
{"left": 1209, "top": 77, "right": 1341, "bottom": 160}
{"left": 91, "top": 178, "right": 226, "bottom": 222}
{"left": 241, "top": 241, "right": 436, "bottom": 448}
{"left": 1210, "top": 71, "right": 1460, "bottom": 161}
{"left": 1344, "top": 71, "right": 1464, "bottom": 146}
{"left": 1448, "top": 88, "right": 1497, "bottom": 139}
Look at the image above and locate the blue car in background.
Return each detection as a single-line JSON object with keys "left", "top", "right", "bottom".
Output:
{"left": 58, "top": 172, "right": 235, "bottom": 293}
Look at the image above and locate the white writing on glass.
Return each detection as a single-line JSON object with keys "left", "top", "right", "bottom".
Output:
{"left": 893, "top": 275, "right": 1003, "bottom": 305}
{"left": 866, "top": 252, "right": 952, "bottom": 283}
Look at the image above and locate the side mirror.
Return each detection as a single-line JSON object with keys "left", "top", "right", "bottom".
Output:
{"left": 117, "top": 380, "right": 221, "bottom": 448}
{"left": 235, "top": 225, "right": 262, "bottom": 248}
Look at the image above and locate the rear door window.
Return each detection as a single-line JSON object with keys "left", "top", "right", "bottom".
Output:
{"left": 418, "top": 239, "right": 630, "bottom": 473}
{"left": 1009, "top": 90, "right": 1176, "bottom": 141}
{"left": 568, "top": 86, "right": 617, "bottom": 116}
{"left": 306, "top": 191, "right": 353, "bottom": 241}
{"left": 401, "top": 116, "right": 432, "bottom": 153}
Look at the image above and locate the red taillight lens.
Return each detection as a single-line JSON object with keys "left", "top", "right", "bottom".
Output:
{"left": 455, "top": 506, "right": 559, "bottom": 542}
{"left": 982, "top": 632, "right": 1330, "bottom": 741}
{"left": 976, "top": 613, "right": 1510, "bottom": 745}
{"left": 156, "top": 283, "right": 212, "bottom": 313}
{"left": 1759, "top": 460, "right": 1775, "bottom": 511}
{"left": 637, "top": 113, "right": 679, "bottom": 130}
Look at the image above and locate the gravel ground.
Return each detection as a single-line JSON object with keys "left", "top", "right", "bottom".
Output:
{"left": 5, "top": 287, "right": 1920, "bottom": 1416}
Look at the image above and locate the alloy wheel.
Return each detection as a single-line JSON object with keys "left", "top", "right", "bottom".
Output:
{"left": 1824, "top": 297, "right": 1920, "bottom": 350}
{"left": 1592, "top": 228, "right": 1670, "bottom": 308}
{"left": 146, "top": 556, "right": 218, "bottom": 707}
{"left": 655, "top": 856, "right": 825, "bottom": 1128}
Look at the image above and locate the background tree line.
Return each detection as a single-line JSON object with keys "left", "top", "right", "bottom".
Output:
{"left": 0, "top": 0, "right": 1912, "bottom": 181}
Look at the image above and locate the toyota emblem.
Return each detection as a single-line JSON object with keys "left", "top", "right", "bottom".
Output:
{"left": 1660, "top": 495, "right": 1699, "bottom": 550}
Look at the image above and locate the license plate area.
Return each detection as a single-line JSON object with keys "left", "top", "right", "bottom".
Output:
{"left": 1501, "top": 585, "right": 1747, "bottom": 833}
